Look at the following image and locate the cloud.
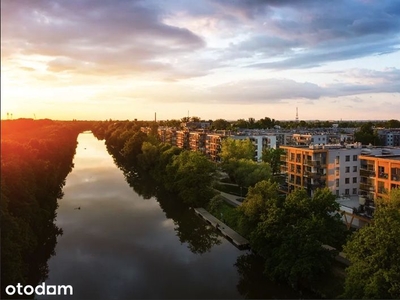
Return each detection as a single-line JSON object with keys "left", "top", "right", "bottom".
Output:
{"left": 2, "top": 0, "right": 206, "bottom": 79}
{"left": 211, "top": 0, "right": 400, "bottom": 68}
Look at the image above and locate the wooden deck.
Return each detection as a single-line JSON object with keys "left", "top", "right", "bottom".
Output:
{"left": 194, "top": 208, "right": 249, "bottom": 249}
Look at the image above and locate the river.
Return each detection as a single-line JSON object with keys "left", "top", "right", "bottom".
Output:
{"left": 39, "top": 132, "right": 300, "bottom": 299}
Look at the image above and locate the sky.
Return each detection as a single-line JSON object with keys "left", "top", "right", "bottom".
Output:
{"left": 1, "top": 0, "right": 400, "bottom": 121}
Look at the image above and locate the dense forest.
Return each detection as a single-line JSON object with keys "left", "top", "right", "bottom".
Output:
{"left": 1, "top": 119, "right": 90, "bottom": 299}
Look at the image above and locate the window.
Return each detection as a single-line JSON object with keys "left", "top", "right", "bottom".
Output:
{"left": 345, "top": 178, "right": 350, "bottom": 184}
{"left": 336, "top": 179, "right": 339, "bottom": 187}
{"left": 353, "top": 155, "right": 358, "bottom": 161}
{"left": 353, "top": 177, "right": 357, "bottom": 183}
{"left": 353, "top": 166, "right": 357, "bottom": 172}
{"left": 345, "top": 189, "right": 350, "bottom": 195}
{"left": 336, "top": 190, "right": 340, "bottom": 197}
{"left": 352, "top": 188, "right": 357, "bottom": 195}
{"left": 345, "top": 166, "right": 350, "bottom": 173}
{"left": 335, "top": 156, "right": 340, "bottom": 164}
{"left": 345, "top": 155, "right": 350, "bottom": 162}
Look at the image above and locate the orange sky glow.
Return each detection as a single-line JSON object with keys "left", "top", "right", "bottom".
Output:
{"left": 1, "top": 0, "right": 400, "bottom": 121}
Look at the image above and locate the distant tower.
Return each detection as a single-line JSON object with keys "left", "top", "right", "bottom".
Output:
{"left": 295, "top": 107, "right": 299, "bottom": 122}
{"left": 154, "top": 112, "right": 157, "bottom": 122}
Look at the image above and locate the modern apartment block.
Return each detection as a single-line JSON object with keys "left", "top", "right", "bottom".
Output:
{"left": 206, "top": 134, "right": 227, "bottom": 162}
{"left": 189, "top": 131, "right": 207, "bottom": 154}
{"left": 378, "top": 130, "right": 400, "bottom": 147}
{"left": 280, "top": 143, "right": 363, "bottom": 197}
{"left": 359, "top": 149, "right": 400, "bottom": 201}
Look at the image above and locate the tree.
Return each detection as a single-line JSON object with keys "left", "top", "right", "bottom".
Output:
{"left": 234, "top": 119, "right": 249, "bottom": 129}
{"left": 211, "top": 119, "right": 231, "bottom": 130}
{"left": 165, "top": 151, "right": 216, "bottom": 207}
{"left": 354, "top": 122, "right": 381, "bottom": 145}
{"left": 231, "top": 159, "right": 271, "bottom": 188}
{"left": 342, "top": 189, "right": 400, "bottom": 299}
{"left": 386, "top": 119, "right": 400, "bottom": 129}
{"left": 262, "top": 147, "right": 284, "bottom": 176}
{"left": 239, "top": 186, "right": 346, "bottom": 287}
{"left": 220, "top": 138, "right": 255, "bottom": 162}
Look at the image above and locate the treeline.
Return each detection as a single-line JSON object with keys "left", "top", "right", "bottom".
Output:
{"left": 1, "top": 119, "right": 89, "bottom": 299}
{"left": 204, "top": 117, "right": 400, "bottom": 130}
{"left": 92, "top": 120, "right": 216, "bottom": 207}
{"left": 92, "top": 120, "right": 223, "bottom": 254}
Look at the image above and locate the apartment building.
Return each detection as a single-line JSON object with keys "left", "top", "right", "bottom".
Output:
{"left": 189, "top": 131, "right": 207, "bottom": 154}
{"left": 359, "top": 149, "right": 400, "bottom": 201}
{"left": 206, "top": 134, "right": 227, "bottom": 162}
{"left": 157, "top": 127, "right": 177, "bottom": 145}
{"left": 378, "top": 130, "right": 400, "bottom": 147}
{"left": 176, "top": 130, "right": 190, "bottom": 150}
{"left": 280, "top": 143, "right": 363, "bottom": 197}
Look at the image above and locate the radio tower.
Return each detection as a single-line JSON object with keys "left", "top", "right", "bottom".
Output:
{"left": 295, "top": 107, "right": 299, "bottom": 122}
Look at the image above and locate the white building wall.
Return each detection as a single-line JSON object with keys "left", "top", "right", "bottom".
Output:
{"left": 327, "top": 147, "right": 362, "bottom": 197}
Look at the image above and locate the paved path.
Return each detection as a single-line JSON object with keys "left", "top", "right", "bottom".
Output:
{"left": 216, "top": 190, "right": 244, "bottom": 207}
{"left": 194, "top": 208, "right": 249, "bottom": 249}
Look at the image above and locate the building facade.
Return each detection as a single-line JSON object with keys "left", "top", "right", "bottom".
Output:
{"left": 280, "top": 143, "right": 364, "bottom": 197}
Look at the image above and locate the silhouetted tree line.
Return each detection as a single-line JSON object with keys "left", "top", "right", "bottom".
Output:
{"left": 92, "top": 121, "right": 216, "bottom": 208}
{"left": 1, "top": 119, "right": 89, "bottom": 299}
{"left": 92, "top": 121, "right": 221, "bottom": 254}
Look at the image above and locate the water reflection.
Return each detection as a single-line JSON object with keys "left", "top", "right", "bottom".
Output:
{"left": 41, "top": 133, "right": 242, "bottom": 299}
{"left": 121, "top": 170, "right": 221, "bottom": 255}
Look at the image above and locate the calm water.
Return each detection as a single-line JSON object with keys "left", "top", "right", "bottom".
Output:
{"left": 40, "top": 132, "right": 298, "bottom": 299}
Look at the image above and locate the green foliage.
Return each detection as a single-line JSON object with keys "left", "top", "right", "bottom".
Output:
{"left": 354, "top": 122, "right": 382, "bottom": 146}
{"left": 343, "top": 189, "right": 400, "bottom": 299}
{"left": 222, "top": 159, "right": 271, "bottom": 188}
{"left": 1, "top": 120, "right": 84, "bottom": 298}
{"left": 166, "top": 151, "right": 217, "bottom": 207}
{"left": 238, "top": 185, "right": 346, "bottom": 287}
{"left": 207, "top": 194, "right": 225, "bottom": 215}
{"left": 220, "top": 138, "right": 255, "bottom": 162}
{"left": 211, "top": 119, "right": 231, "bottom": 130}
{"left": 386, "top": 119, "right": 400, "bottom": 128}
{"left": 262, "top": 147, "right": 284, "bottom": 175}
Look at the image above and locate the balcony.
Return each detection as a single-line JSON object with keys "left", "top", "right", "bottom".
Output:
{"left": 360, "top": 183, "right": 375, "bottom": 192}
{"left": 280, "top": 154, "right": 287, "bottom": 161}
{"left": 306, "top": 171, "right": 326, "bottom": 180}
{"left": 305, "top": 160, "right": 326, "bottom": 167}
{"left": 360, "top": 169, "right": 376, "bottom": 178}
{"left": 391, "top": 175, "right": 400, "bottom": 182}
{"left": 378, "top": 173, "right": 389, "bottom": 179}
{"left": 377, "top": 188, "right": 388, "bottom": 194}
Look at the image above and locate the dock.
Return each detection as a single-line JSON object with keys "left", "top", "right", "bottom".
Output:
{"left": 193, "top": 208, "right": 249, "bottom": 249}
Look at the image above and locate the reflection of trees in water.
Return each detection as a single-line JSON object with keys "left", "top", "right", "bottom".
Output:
{"left": 235, "top": 253, "right": 316, "bottom": 299}
{"left": 110, "top": 150, "right": 221, "bottom": 255}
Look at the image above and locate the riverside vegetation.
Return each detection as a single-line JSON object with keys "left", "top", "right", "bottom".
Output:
{"left": 1, "top": 119, "right": 91, "bottom": 299}
{"left": 2, "top": 118, "right": 398, "bottom": 299}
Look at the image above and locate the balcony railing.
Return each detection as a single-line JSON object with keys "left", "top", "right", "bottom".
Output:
{"left": 305, "top": 160, "right": 326, "bottom": 167}
{"left": 360, "top": 183, "right": 375, "bottom": 192}
{"left": 306, "top": 171, "right": 326, "bottom": 179}
{"left": 360, "top": 169, "right": 376, "bottom": 178}
{"left": 378, "top": 173, "right": 389, "bottom": 179}
{"left": 392, "top": 175, "right": 400, "bottom": 182}
{"left": 280, "top": 154, "right": 287, "bottom": 161}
